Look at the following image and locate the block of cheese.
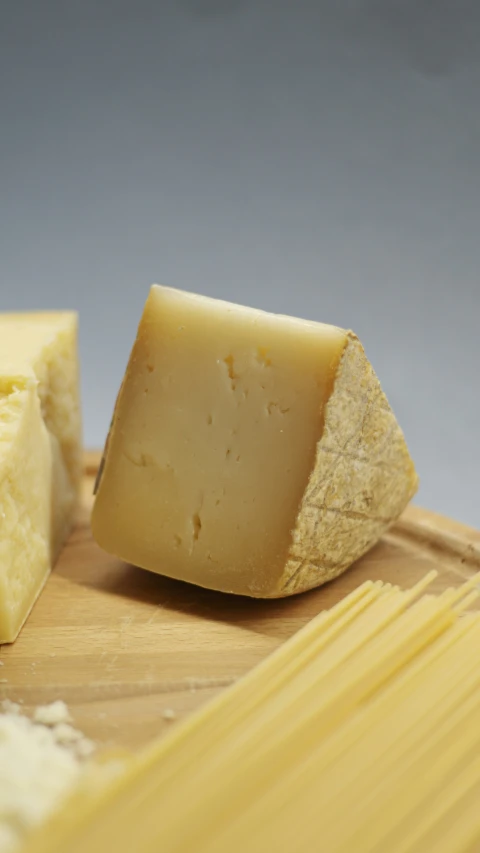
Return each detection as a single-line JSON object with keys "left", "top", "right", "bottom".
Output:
{"left": 92, "top": 286, "right": 417, "bottom": 598}
{"left": 0, "top": 314, "right": 82, "bottom": 643}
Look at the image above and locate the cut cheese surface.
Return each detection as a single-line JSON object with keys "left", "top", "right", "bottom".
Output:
{"left": 0, "top": 313, "right": 82, "bottom": 643}
{"left": 92, "top": 286, "right": 418, "bottom": 597}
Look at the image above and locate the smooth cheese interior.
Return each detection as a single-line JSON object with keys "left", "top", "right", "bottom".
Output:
{"left": 0, "top": 314, "right": 82, "bottom": 643}
{"left": 92, "top": 286, "right": 347, "bottom": 596}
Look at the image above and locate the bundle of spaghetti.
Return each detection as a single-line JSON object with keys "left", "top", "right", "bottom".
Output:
{"left": 23, "top": 570, "right": 480, "bottom": 853}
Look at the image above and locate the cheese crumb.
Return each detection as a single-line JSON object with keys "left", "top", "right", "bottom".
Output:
{"left": 0, "top": 701, "right": 94, "bottom": 853}
{"left": 1, "top": 700, "right": 21, "bottom": 716}
{"left": 162, "top": 708, "right": 177, "bottom": 721}
{"left": 75, "top": 737, "right": 96, "bottom": 759}
{"left": 52, "top": 722, "right": 82, "bottom": 744}
{"left": 33, "top": 700, "right": 72, "bottom": 726}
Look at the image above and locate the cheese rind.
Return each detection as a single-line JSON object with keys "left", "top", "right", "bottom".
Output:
{"left": 0, "top": 314, "right": 82, "bottom": 642}
{"left": 280, "top": 333, "right": 418, "bottom": 594}
{"left": 92, "top": 286, "right": 417, "bottom": 597}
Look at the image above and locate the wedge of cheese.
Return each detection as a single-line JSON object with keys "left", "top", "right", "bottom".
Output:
{"left": 92, "top": 286, "right": 417, "bottom": 598}
{"left": 0, "top": 314, "right": 82, "bottom": 643}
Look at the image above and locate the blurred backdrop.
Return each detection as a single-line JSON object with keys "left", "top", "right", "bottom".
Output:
{"left": 1, "top": 1, "right": 479, "bottom": 526}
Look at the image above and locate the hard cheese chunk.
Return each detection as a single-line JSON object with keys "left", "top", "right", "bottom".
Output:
{"left": 92, "top": 287, "right": 418, "bottom": 598}
{"left": 0, "top": 314, "right": 82, "bottom": 643}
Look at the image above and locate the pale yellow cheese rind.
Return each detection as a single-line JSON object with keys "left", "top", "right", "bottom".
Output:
{"left": 92, "top": 286, "right": 417, "bottom": 598}
{"left": 0, "top": 313, "right": 82, "bottom": 643}
{"left": 280, "top": 333, "right": 418, "bottom": 595}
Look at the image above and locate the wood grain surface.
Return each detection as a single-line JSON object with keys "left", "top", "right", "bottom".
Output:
{"left": 1, "top": 451, "right": 479, "bottom": 753}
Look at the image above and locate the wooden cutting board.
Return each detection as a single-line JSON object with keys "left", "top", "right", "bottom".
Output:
{"left": 1, "top": 452, "right": 479, "bottom": 753}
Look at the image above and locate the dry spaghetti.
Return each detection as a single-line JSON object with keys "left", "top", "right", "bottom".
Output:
{"left": 23, "top": 571, "right": 480, "bottom": 853}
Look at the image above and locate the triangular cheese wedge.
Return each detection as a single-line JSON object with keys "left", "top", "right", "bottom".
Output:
{"left": 92, "top": 286, "right": 417, "bottom": 597}
{"left": 0, "top": 314, "right": 82, "bottom": 642}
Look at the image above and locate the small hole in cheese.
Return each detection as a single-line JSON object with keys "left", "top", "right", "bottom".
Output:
{"left": 192, "top": 514, "right": 202, "bottom": 541}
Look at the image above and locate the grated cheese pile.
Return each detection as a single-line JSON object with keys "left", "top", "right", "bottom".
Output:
{"left": 0, "top": 700, "right": 94, "bottom": 853}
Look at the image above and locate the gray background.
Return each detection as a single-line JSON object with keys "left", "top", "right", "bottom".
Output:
{"left": 1, "top": 1, "right": 478, "bottom": 527}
